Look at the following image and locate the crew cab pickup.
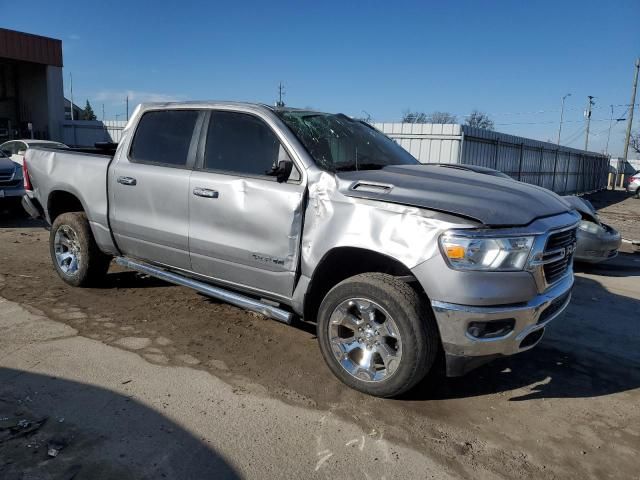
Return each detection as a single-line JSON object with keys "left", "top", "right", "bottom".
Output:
{"left": 22, "top": 102, "right": 579, "bottom": 397}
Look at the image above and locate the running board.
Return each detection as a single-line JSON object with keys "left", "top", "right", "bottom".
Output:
{"left": 115, "top": 257, "right": 293, "bottom": 324}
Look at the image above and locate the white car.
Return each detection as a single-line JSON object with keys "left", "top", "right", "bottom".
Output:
{"left": 0, "top": 139, "right": 68, "bottom": 167}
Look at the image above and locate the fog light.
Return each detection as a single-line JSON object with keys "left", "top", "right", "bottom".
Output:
{"left": 467, "top": 319, "right": 515, "bottom": 339}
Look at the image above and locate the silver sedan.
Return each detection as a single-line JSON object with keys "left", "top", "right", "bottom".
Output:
{"left": 562, "top": 196, "right": 621, "bottom": 263}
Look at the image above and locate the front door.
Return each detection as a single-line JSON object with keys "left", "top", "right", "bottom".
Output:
{"left": 188, "top": 110, "right": 305, "bottom": 298}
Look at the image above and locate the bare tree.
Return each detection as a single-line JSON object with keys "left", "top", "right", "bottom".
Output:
{"left": 631, "top": 130, "right": 640, "bottom": 154}
{"left": 425, "top": 111, "right": 457, "bottom": 124}
{"left": 401, "top": 110, "right": 457, "bottom": 124}
{"left": 401, "top": 110, "right": 428, "bottom": 123}
{"left": 466, "top": 110, "right": 494, "bottom": 130}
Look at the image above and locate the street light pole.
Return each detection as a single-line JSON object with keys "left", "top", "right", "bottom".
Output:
{"left": 605, "top": 104, "right": 614, "bottom": 155}
{"left": 557, "top": 93, "right": 571, "bottom": 145}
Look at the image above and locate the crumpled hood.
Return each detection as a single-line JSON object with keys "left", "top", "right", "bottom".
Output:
{"left": 562, "top": 195, "right": 598, "bottom": 223}
{"left": 336, "top": 164, "right": 571, "bottom": 227}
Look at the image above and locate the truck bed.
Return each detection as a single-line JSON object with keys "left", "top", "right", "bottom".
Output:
{"left": 25, "top": 147, "right": 118, "bottom": 254}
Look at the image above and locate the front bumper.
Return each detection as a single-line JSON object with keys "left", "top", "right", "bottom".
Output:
{"left": 574, "top": 223, "right": 621, "bottom": 263}
{"left": 431, "top": 273, "right": 573, "bottom": 376}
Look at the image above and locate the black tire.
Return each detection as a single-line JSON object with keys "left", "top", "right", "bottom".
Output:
{"left": 316, "top": 273, "right": 439, "bottom": 397}
{"left": 635, "top": 187, "right": 639, "bottom": 199}
{"left": 50, "top": 212, "right": 111, "bottom": 287}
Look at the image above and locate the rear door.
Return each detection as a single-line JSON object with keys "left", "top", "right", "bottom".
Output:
{"left": 188, "top": 110, "right": 305, "bottom": 298}
{"left": 110, "top": 109, "right": 203, "bottom": 270}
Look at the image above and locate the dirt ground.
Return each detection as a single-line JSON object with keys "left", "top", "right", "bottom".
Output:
{"left": 1, "top": 190, "right": 639, "bottom": 479}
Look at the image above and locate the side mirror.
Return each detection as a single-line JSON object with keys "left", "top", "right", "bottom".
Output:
{"left": 267, "top": 159, "right": 293, "bottom": 183}
{"left": 267, "top": 145, "right": 294, "bottom": 183}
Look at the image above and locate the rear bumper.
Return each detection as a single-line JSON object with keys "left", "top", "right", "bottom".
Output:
{"left": 574, "top": 223, "right": 621, "bottom": 263}
{"left": 627, "top": 181, "right": 640, "bottom": 194}
{"left": 431, "top": 274, "right": 573, "bottom": 376}
{"left": 21, "top": 193, "right": 43, "bottom": 219}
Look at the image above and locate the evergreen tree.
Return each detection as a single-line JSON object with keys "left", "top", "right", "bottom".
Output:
{"left": 81, "top": 100, "right": 97, "bottom": 121}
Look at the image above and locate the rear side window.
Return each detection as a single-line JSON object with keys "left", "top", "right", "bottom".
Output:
{"left": 204, "top": 111, "right": 280, "bottom": 176}
{"left": 130, "top": 110, "right": 199, "bottom": 167}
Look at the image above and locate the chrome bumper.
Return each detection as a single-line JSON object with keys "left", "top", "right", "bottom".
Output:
{"left": 431, "top": 273, "right": 573, "bottom": 374}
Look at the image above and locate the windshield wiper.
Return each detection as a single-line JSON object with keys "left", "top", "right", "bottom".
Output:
{"left": 334, "top": 163, "right": 387, "bottom": 172}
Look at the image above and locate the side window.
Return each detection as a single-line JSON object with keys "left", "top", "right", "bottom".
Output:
{"left": 17, "top": 142, "right": 27, "bottom": 154}
{"left": 130, "top": 110, "right": 199, "bottom": 167}
{"left": 204, "top": 111, "right": 280, "bottom": 177}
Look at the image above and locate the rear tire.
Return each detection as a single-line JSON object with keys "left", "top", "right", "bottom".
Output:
{"left": 50, "top": 212, "right": 111, "bottom": 287}
{"left": 316, "top": 273, "right": 439, "bottom": 397}
{"left": 635, "top": 187, "right": 639, "bottom": 199}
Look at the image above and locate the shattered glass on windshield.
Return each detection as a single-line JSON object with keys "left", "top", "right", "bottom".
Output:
{"left": 277, "top": 111, "right": 419, "bottom": 172}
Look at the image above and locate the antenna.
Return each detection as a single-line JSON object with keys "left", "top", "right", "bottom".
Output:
{"left": 276, "top": 82, "right": 285, "bottom": 108}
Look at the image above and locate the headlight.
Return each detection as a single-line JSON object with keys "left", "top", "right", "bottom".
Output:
{"left": 578, "top": 220, "right": 603, "bottom": 235}
{"left": 439, "top": 232, "right": 535, "bottom": 271}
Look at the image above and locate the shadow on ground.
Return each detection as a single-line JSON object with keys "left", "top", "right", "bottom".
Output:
{"left": 100, "top": 270, "right": 176, "bottom": 289}
{"left": 0, "top": 205, "right": 45, "bottom": 229}
{"left": 582, "top": 189, "right": 631, "bottom": 209}
{"left": 0, "top": 368, "right": 239, "bottom": 480}
{"left": 575, "top": 252, "right": 640, "bottom": 277}
{"left": 405, "top": 270, "right": 640, "bottom": 403}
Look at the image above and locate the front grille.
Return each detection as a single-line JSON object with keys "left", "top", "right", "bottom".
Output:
{"left": 542, "top": 228, "right": 577, "bottom": 284}
{"left": 537, "top": 290, "right": 571, "bottom": 324}
{"left": 0, "top": 172, "right": 14, "bottom": 182}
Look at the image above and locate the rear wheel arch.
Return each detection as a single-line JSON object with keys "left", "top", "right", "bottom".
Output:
{"left": 47, "top": 190, "right": 86, "bottom": 222}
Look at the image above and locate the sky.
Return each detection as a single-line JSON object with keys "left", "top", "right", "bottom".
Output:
{"left": 2, "top": 0, "right": 639, "bottom": 156}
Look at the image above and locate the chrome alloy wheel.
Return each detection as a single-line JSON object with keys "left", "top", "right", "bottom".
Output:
{"left": 54, "top": 225, "right": 81, "bottom": 275}
{"left": 328, "top": 298, "right": 403, "bottom": 382}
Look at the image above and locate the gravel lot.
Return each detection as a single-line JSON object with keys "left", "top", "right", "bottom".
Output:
{"left": 0, "top": 190, "right": 639, "bottom": 479}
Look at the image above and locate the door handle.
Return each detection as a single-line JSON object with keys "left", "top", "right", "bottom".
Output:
{"left": 193, "top": 187, "right": 219, "bottom": 198}
{"left": 117, "top": 176, "right": 137, "bottom": 186}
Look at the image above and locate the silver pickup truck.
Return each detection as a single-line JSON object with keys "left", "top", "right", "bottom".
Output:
{"left": 22, "top": 102, "right": 579, "bottom": 397}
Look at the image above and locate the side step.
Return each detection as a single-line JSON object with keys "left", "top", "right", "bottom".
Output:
{"left": 115, "top": 257, "right": 293, "bottom": 324}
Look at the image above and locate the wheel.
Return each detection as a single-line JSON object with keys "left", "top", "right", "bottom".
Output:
{"left": 50, "top": 212, "right": 112, "bottom": 287}
{"left": 635, "top": 187, "right": 639, "bottom": 199}
{"left": 316, "top": 273, "right": 439, "bottom": 397}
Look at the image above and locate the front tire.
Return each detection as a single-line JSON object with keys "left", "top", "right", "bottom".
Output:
{"left": 317, "top": 273, "right": 439, "bottom": 397}
{"left": 50, "top": 212, "right": 111, "bottom": 287}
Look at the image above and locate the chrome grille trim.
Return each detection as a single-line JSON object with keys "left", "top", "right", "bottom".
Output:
{"left": 526, "top": 220, "right": 579, "bottom": 292}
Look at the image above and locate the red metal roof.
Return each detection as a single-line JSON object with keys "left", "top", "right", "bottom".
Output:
{"left": 0, "top": 28, "right": 63, "bottom": 67}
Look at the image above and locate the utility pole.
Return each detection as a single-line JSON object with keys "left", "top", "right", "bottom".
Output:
{"left": 557, "top": 93, "right": 571, "bottom": 145}
{"left": 126, "top": 96, "right": 129, "bottom": 121}
{"left": 622, "top": 58, "right": 640, "bottom": 166}
{"left": 584, "top": 95, "right": 595, "bottom": 151}
{"left": 276, "top": 82, "right": 285, "bottom": 108}
{"left": 102, "top": 104, "right": 105, "bottom": 122}
{"left": 69, "top": 72, "right": 74, "bottom": 121}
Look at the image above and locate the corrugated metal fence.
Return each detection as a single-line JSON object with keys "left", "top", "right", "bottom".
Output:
{"left": 375, "top": 123, "right": 609, "bottom": 195}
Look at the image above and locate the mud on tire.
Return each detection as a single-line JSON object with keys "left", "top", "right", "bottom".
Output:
{"left": 50, "top": 212, "right": 112, "bottom": 287}
{"left": 316, "top": 272, "right": 439, "bottom": 398}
